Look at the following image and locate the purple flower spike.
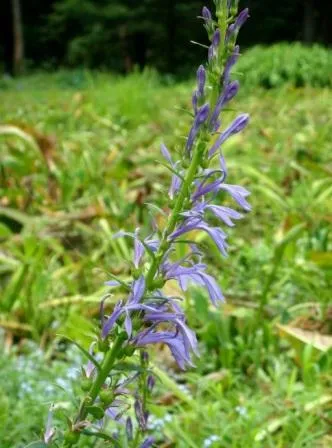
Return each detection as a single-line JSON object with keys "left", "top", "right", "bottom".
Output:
{"left": 163, "top": 261, "right": 224, "bottom": 306}
{"left": 212, "top": 29, "right": 221, "bottom": 48}
{"left": 198, "top": 272, "right": 225, "bottom": 305}
{"left": 210, "top": 80, "right": 240, "bottom": 130}
{"left": 45, "top": 1, "right": 252, "bottom": 440}
{"left": 102, "top": 301, "right": 124, "bottom": 339}
{"left": 219, "top": 184, "right": 251, "bottom": 211}
{"left": 197, "top": 65, "right": 206, "bottom": 97}
{"left": 105, "top": 399, "right": 127, "bottom": 423}
{"left": 198, "top": 224, "right": 229, "bottom": 257}
{"left": 202, "top": 6, "right": 212, "bottom": 21}
{"left": 225, "top": 23, "right": 236, "bottom": 42}
{"left": 169, "top": 219, "right": 228, "bottom": 258}
{"left": 223, "top": 45, "right": 240, "bottom": 85}
{"left": 186, "top": 103, "right": 210, "bottom": 153}
{"left": 208, "top": 45, "right": 215, "bottom": 62}
{"left": 134, "top": 330, "right": 194, "bottom": 370}
{"left": 235, "top": 8, "right": 250, "bottom": 29}
{"left": 102, "top": 276, "right": 147, "bottom": 338}
{"left": 226, "top": 8, "right": 249, "bottom": 41}
{"left": 130, "top": 276, "right": 146, "bottom": 304}
{"left": 124, "top": 310, "right": 133, "bottom": 337}
{"left": 209, "top": 113, "right": 249, "bottom": 157}
{"left": 196, "top": 103, "right": 210, "bottom": 124}
{"left": 224, "top": 80, "right": 240, "bottom": 102}
{"left": 206, "top": 205, "right": 243, "bottom": 227}
{"left": 192, "top": 177, "right": 223, "bottom": 201}
{"left": 140, "top": 437, "right": 155, "bottom": 448}
{"left": 144, "top": 309, "right": 199, "bottom": 356}
{"left": 208, "top": 29, "right": 221, "bottom": 62}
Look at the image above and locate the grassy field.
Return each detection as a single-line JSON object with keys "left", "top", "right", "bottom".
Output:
{"left": 0, "top": 70, "right": 331, "bottom": 447}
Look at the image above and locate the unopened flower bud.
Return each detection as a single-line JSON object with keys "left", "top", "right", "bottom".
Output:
{"left": 212, "top": 29, "right": 221, "bottom": 49}
{"left": 126, "top": 417, "right": 133, "bottom": 441}
{"left": 134, "top": 398, "right": 147, "bottom": 430}
{"left": 147, "top": 375, "right": 155, "bottom": 392}
{"left": 202, "top": 6, "right": 212, "bottom": 21}
{"left": 140, "top": 350, "right": 149, "bottom": 364}
{"left": 99, "top": 389, "right": 114, "bottom": 405}
{"left": 197, "top": 65, "right": 206, "bottom": 97}
{"left": 81, "top": 378, "right": 92, "bottom": 392}
{"left": 64, "top": 430, "right": 80, "bottom": 445}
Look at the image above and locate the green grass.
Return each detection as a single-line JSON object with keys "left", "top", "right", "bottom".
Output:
{"left": 0, "top": 69, "right": 331, "bottom": 447}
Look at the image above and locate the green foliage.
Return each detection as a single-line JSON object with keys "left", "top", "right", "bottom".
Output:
{"left": 0, "top": 72, "right": 331, "bottom": 447}
{"left": 44, "top": 0, "right": 205, "bottom": 72}
{"left": 238, "top": 43, "right": 332, "bottom": 89}
{"left": 0, "top": 341, "right": 77, "bottom": 448}
{"left": 3, "top": 0, "right": 332, "bottom": 74}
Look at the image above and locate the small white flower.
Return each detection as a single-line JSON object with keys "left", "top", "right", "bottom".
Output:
{"left": 66, "top": 367, "right": 79, "bottom": 379}
{"left": 203, "top": 434, "right": 220, "bottom": 447}
{"left": 235, "top": 405, "right": 247, "bottom": 417}
{"left": 56, "top": 378, "right": 69, "bottom": 389}
{"left": 163, "top": 413, "right": 173, "bottom": 423}
{"left": 177, "top": 383, "right": 190, "bottom": 395}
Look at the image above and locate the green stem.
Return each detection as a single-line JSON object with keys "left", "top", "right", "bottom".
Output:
{"left": 75, "top": 335, "right": 124, "bottom": 424}
{"left": 145, "top": 147, "right": 203, "bottom": 288}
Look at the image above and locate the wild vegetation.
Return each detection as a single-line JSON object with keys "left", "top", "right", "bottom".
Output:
{"left": 0, "top": 47, "right": 332, "bottom": 446}
{"left": 2, "top": 0, "right": 332, "bottom": 75}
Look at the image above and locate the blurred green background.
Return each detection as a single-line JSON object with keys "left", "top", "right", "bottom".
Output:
{"left": 0, "top": 1, "right": 332, "bottom": 447}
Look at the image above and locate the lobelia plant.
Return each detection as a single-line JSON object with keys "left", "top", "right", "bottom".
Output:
{"left": 42, "top": 1, "right": 250, "bottom": 447}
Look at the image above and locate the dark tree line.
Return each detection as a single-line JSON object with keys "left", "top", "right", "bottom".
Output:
{"left": 1, "top": 0, "right": 331, "bottom": 75}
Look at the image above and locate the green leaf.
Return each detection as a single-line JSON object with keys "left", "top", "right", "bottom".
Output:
{"left": 1, "top": 263, "right": 28, "bottom": 312}
{"left": 275, "top": 222, "right": 306, "bottom": 253}
{"left": 104, "top": 272, "right": 129, "bottom": 290}
{"left": 0, "top": 223, "right": 13, "bottom": 239}
{"left": 144, "top": 202, "right": 167, "bottom": 216}
{"left": 156, "top": 159, "right": 185, "bottom": 181}
{"left": 309, "top": 251, "right": 332, "bottom": 267}
{"left": 255, "top": 416, "right": 289, "bottom": 442}
{"left": 254, "top": 185, "right": 289, "bottom": 209}
{"left": 57, "top": 312, "right": 96, "bottom": 348}
{"left": 0, "top": 206, "right": 33, "bottom": 226}
{"left": 57, "top": 335, "right": 101, "bottom": 371}
{"left": 0, "top": 389, "right": 9, "bottom": 427}
{"left": 0, "top": 124, "right": 40, "bottom": 153}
